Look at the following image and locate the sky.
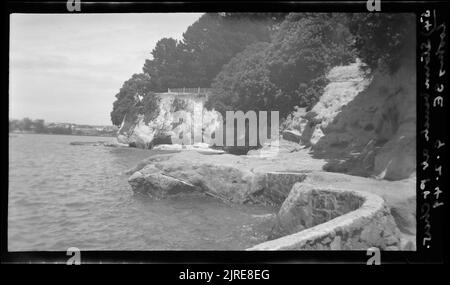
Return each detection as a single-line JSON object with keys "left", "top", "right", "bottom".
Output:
{"left": 9, "top": 13, "right": 203, "bottom": 126}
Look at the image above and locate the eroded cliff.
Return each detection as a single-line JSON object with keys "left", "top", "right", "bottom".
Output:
{"left": 117, "top": 93, "right": 222, "bottom": 149}
{"left": 284, "top": 55, "right": 416, "bottom": 181}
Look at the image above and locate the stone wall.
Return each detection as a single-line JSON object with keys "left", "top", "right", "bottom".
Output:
{"left": 248, "top": 183, "right": 401, "bottom": 250}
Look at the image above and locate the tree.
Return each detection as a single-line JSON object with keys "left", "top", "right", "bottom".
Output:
{"left": 208, "top": 13, "right": 356, "bottom": 118}
{"left": 113, "top": 13, "right": 286, "bottom": 126}
{"left": 142, "top": 38, "right": 187, "bottom": 92}
{"left": 264, "top": 13, "right": 355, "bottom": 110}
{"left": 207, "top": 42, "right": 279, "bottom": 114}
{"left": 33, "top": 119, "right": 47, "bottom": 133}
{"left": 20, "top": 117, "right": 33, "bottom": 131}
{"left": 110, "top": 73, "right": 155, "bottom": 126}
{"left": 178, "top": 13, "right": 284, "bottom": 87}
{"left": 347, "top": 13, "right": 415, "bottom": 72}
{"left": 9, "top": 119, "right": 20, "bottom": 132}
{"left": 141, "top": 13, "right": 286, "bottom": 91}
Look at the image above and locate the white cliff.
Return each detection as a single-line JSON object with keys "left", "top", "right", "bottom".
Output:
{"left": 117, "top": 92, "right": 222, "bottom": 149}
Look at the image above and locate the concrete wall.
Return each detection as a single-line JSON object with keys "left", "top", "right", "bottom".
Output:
{"left": 248, "top": 183, "right": 401, "bottom": 250}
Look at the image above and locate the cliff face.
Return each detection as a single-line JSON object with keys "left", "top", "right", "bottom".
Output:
{"left": 118, "top": 51, "right": 416, "bottom": 182}
{"left": 287, "top": 55, "right": 416, "bottom": 181}
{"left": 117, "top": 94, "right": 222, "bottom": 149}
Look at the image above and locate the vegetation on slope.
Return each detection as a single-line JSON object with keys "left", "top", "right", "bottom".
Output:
{"left": 111, "top": 13, "right": 415, "bottom": 129}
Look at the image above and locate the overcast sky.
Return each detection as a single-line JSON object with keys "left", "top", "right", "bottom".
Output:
{"left": 9, "top": 13, "right": 203, "bottom": 125}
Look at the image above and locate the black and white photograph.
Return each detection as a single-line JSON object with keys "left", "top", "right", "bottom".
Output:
{"left": 3, "top": 0, "right": 448, "bottom": 266}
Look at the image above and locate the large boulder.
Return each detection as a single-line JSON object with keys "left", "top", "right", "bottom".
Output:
{"left": 126, "top": 151, "right": 316, "bottom": 205}
{"left": 128, "top": 164, "right": 197, "bottom": 198}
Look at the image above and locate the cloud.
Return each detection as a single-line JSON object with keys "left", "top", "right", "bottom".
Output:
{"left": 9, "top": 13, "right": 203, "bottom": 125}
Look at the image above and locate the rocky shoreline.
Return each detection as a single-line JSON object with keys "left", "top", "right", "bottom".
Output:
{"left": 125, "top": 139, "right": 416, "bottom": 250}
{"left": 114, "top": 56, "right": 416, "bottom": 250}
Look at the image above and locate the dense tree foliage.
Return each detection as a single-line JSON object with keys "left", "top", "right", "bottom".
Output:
{"left": 112, "top": 12, "right": 415, "bottom": 128}
{"left": 9, "top": 117, "right": 35, "bottom": 132}
{"left": 205, "top": 42, "right": 276, "bottom": 114}
{"left": 347, "top": 13, "right": 415, "bottom": 72}
{"left": 110, "top": 73, "right": 158, "bottom": 126}
{"left": 142, "top": 13, "right": 285, "bottom": 92}
{"left": 207, "top": 13, "right": 356, "bottom": 118}
{"left": 9, "top": 118, "right": 118, "bottom": 136}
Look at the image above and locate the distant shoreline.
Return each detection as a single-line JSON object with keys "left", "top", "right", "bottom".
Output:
{"left": 9, "top": 131, "right": 116, "bottom": 138}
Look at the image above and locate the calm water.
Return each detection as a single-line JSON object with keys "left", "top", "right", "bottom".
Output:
{"left": 8, "top": 133, "right": 273, "bottom": 251}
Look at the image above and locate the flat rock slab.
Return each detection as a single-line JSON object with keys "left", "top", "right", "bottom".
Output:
{"left": 129, "top": 168, "right": 197, "bottom": 198}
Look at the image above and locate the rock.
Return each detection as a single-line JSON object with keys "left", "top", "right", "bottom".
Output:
{"left": 322, "top": 237, "right": 332, "bottom": 244}
{"left": 360, "top": 226, "right": 382, "bottom": 244}
{"left": 374, "top": 133, "right": 416, "bottom": 180}
{"left": 272, "top": 183, "right": 365, "bottom": 238}
{"left": 127, "top": 150, "right": 321, "bottom": 205}
{"left": 117, "top": 94, "right": 221, "bottom": 149}
{"left": 385, "top": 246, "right": 399, "bottom": 251}
{"left": 282, "top": 107, "right": 307, "bottom": 131}
{"left": 128, "top": 168, "right": 198, "bottom": 198}
{"left": 272, "top": 184, "right": 315, "bottom": 236}
{"left": 389, "top": 195, "right": 416, "bottom": 235}
{"left": 400, "top": 234, "right": 416, "bottom": 251}
{"left": 330, "top": 236, "right": 341, "bottom": 250}
{"left": 310, "top": 125, "right": 324, "bottom": 146}
{"left": 282, "top": 130, "right": 301, "bottom": 143}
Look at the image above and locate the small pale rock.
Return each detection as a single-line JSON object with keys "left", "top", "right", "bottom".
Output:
{"left": 330, "top": 235, "right": 341, "bottom": 250}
